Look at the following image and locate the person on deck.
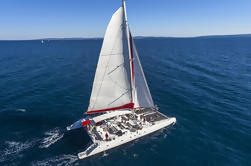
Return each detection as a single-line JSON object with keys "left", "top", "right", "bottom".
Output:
{"left": 105, "top": 133, "right": 109, "bottom": 141}
{"left": 150, "top": 116, "right": 154, "bottom": 122}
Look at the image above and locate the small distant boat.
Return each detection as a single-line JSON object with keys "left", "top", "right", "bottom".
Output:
{"left": 68, "top": 0, "right": 176, "bottom": 159}
{"left": 41, "top": 40, "right": 44, "bottom": 44}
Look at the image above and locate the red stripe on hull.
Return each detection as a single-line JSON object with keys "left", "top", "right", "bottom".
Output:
{"left": 86, "top": 103, "right": 134, "bottom": 114}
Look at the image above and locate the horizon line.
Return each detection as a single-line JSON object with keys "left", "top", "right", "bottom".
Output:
{"left": 0, "top": 33, "right": 251, "bottom": 41}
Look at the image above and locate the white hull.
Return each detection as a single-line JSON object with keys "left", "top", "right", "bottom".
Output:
{"left": 78, "top": 116, "right": 176, "bottom": 159}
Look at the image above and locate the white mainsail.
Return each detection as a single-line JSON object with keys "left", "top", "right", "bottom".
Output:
{"left": 87, "top": 6, "right": 133, "bottom": 114}
{"left": 87, "top": 1, "right": 154, "bottom": 114}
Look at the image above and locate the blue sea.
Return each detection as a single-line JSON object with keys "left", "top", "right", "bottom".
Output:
{"left": 0, "top": 36, "right": 250, "bottom": 166}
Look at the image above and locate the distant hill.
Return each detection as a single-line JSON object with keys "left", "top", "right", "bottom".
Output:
{"left": 133, "top": 34, "right": 251, "bottom": 39}
{"left": 40, "top": 37, "right": 102, "bottom": 40}
{"left": 38, "top": 34, "right": 251, "bottom": 40}
{"left": 196, "top": 34, "right": 251, "bottom": 39}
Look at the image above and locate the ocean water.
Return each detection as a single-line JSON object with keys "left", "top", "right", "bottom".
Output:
{"left": 0, "top": 37, "right": 250, "bottom": 166}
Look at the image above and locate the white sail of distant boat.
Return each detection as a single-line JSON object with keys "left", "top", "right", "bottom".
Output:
{"left": 67, "top": 0, "right": 176, "bottom": 159}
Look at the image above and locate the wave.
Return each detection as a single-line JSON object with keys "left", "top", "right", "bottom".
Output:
{"left": 31, "top": 154, "right": 78, "bottom": 166}
{"left": 133, "top": 153, "right": 139, "bottom": 158}
{"left": 122, "top": 149, "right": 127, "bottom": 156}
{"left": 39, "top": 127, "right": 64, "bottom": 148}
{"left": 16, "top": 108, "right": 26, "bottom": 112}
{"left": 0, "top": 140, "right": 36, "bottom": 162}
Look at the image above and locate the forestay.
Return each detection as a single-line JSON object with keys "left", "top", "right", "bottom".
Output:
{"left": 87, "top": 7, "right": 133, "bottom": 114}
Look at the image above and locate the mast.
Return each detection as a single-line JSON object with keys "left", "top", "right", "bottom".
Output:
{"left": 122, "top": 0, "right": 135, "bottom": 108}
{"left": 122, "top": 1, "right": 154, "bottom": 109}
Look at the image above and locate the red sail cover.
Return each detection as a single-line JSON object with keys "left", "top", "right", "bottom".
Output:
{"left": 86, "top": 103, "right": 134, "bottom": 114}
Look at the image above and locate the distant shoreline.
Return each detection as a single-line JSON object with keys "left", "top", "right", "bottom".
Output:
{"left": 1, "top": 34, "right": 251, "bottom": 41}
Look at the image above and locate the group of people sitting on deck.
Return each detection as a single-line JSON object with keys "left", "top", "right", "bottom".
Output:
{"left": 90, "top": 113, "right": 164, "bottom": 142}
{"left": 139, "top": 114, "right": 146, "bottom": 122}
{"left": 120, "top": 114, "right": 143, "bottom": 130}
{"left": 101, "top": 114, "right": 146, "bottom": 141}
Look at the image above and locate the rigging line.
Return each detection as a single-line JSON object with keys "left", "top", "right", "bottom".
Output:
{"left": 107, "top": 62, "right": 125, "bottom": 75}
{"left": 90, "top": 23, "right": 123, "bottom": 110}
{"left": 108, "top": 89, "right": 130, "bottom": 106}
{"left": 101, "top": 52, "right": 123, "bottom": 56}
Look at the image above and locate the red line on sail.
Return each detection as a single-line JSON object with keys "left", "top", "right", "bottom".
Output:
{"left": 129, "top": 32, "right": 134, "bottom": 86}
{"left": 86, "top": 103, "right": 134, "bottom": 114}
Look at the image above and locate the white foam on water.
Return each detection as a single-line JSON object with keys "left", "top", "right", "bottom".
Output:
{"left": 133, "top": 153, "right": 139, "bottom": 158}
{"left": 31, "top": 154, "right": 78, "bottom": 166}
{"left": 102, "top": 151, "right": 109, "bottom": 157}
{"left": 16, "top": 109, "right": 26, "bottom": 112}
{"left": 0, "top": 140, "right": 36, "bottom": 162}
{"left": 39, "top": 127, "right": 64, "bottom": 148}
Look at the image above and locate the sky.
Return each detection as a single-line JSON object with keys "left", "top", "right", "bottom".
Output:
{"left": 0, "top": 0, "right": 251, "bottom": 40}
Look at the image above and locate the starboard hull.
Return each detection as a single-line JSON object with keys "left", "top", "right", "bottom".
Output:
{"left": 78, "top": 117, "right": 176, "bottom": 159}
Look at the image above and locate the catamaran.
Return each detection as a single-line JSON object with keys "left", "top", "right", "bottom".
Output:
{"left": 67, "top": 0, "right": 176, "bottom": 159}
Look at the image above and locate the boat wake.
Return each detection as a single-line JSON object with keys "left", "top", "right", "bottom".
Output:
{"left": 31, "top": 154, "right": 78, "bottom": 166}
{"left": 39, "top": 127, "right": 64, "bottom": 148}
{"left": 0, "top": 140, "right": 36, "bottom": 163}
